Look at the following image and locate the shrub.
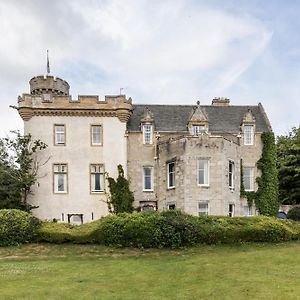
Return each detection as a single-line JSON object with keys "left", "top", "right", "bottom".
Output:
{"left": 94, "top": 212, "right": 162, "bottom": 248}
{"left": 287, "top": 206, "right": 300, "bottom": 221}
{"left": 0, "top": 209, "right": 41, "bottom": 246}
{"left": 34, "top": 210, "right": 300, "bottom": 248}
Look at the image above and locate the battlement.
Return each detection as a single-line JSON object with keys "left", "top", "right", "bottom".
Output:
{"left": 17, "top": 92, "right": 133, "bottom": 123}
{"left": 29, "top": 75, "right": 70, "bottom": 96}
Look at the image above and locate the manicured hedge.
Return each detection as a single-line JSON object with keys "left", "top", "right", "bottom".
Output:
{"left": 36, "top": 210, "right": 300, "bottom": 248}
{"left": 0, "top": 209, "right": 41, "bottom": 246}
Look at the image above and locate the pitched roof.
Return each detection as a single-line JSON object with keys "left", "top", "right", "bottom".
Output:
{"left": 127, "top": 104, "right": 271, "bottom": 133}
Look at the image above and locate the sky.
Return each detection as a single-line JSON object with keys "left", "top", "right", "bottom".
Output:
{"left": 0, "top": 0, "right": 299, "bottom": 138}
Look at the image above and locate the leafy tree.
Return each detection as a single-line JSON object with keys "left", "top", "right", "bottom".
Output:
{"left": 106, "top": 165, "right": 134, "bottom": 214}
{"left": 0, "top": 131, "right": 48, "bottom": 211}
{"left": 277, "top": 126, "right": 300, "bottom": 204}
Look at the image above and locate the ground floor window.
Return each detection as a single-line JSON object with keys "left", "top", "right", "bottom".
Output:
{"left": 244, "top": 205, "right": 253, "bottom": 217}
{"left": 53, "top": 164, "right": 68, "bottom": 193}
{"left": 90, "top": 164, "right": 104, "bottom": 192}
{"left": 198, "top": 202, "right": 209, "bottom": 216}
{"left": 228, "top": 204, "right": 235, "bottom": 217}
{"left": 167, "top": 203, "right": 176, "bottom": 210}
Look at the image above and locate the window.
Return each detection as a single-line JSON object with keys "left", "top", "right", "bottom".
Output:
{"left": 192, "top": 125, "right": 205, "bottom": 135}
{"left": 54, "top": 125, "right": 65, "bottom": 145}
{"left": 229, "top": 160, "right": 234, "bottom": 189}
{"left": 91, "top": 125, "right": 102, "bottom": 146}
{"left": 243, "top": 167, "right": 254, "bottom": 191}
{"left": 53, "top": 164, "right": 68, "bottom": 193}
{"left": 143, "top": 167, "right": 153, "bottom": 191}
{"left": 198, "top": 202, "right": 209, "bottom": 216}
{"left": 90, "top": 164, "right": 104, "bottom": 192}
{"left": 228, "top": 204, "right": 235, "bottom": 217}
{"left": 198, "top": 159, "right": 209, "bottom": 186}
{"left": 244, "top": 205, "right": 253, "bottom": 217}
{"left": 167, "top": 162, "right": 175, "bottom": 188}
{"left": 244, "top": 125, "right": 254, "bottom": 145}
{"left": 143, "top": 124, "right": 153, "bottom": 144}
{"left": 167, "top": 203, "right": 176, "bottom": 210}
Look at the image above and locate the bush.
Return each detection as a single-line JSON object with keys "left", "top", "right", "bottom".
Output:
{"left": 33, "top": 210, "right": 300, "bottom": 248}
{"left": 0, "top": 209, "right": 41, "bottom": 246}
{"left": 287, "top": 206, "right": 300, "bottom": 221}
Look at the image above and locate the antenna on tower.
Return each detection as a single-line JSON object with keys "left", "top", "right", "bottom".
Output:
{"left": 46, "top": 50, "right": 50, "bottom": 75}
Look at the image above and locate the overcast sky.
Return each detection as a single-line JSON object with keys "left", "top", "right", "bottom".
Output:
{"left": 0, "top": 0, "right": 299, "bottom": 137}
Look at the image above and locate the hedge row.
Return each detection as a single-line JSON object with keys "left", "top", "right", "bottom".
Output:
{"left": 36, "top": 210, "right": 300, "bottom": 248}
{"left": 2, "top": 209, "right": 300, "bottom": 248}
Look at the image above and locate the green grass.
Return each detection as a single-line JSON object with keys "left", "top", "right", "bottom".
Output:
{"left": 1, "top": 243, "right": 300, "bottom": 299}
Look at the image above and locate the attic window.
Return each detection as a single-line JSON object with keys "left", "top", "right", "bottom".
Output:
{"left": 244, "top": 125, "right": 254, "bottom": 145}
{"left": 192, "top": 125, "right": 206, "bottom": 135}
{"left": 143, "top": 124, "right": 153, "bottom": 144}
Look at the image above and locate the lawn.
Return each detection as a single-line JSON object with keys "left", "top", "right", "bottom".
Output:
{"left": 0, "top": 243, "right": 300, "bottom": 300}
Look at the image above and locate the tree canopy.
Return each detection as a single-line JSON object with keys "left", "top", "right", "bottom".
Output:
{"left": 277, "top": 126, "right": 300, "bottom": 204}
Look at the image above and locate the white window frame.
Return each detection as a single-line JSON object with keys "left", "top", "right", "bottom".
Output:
{"left": 90, "top": 164, "right": 105, "bottom": 193}
{"left": 244, "top": 125, "right": 254, "bottom": 145}
{"left": 243, "top": 167, "right": 254, "bottom": 191}
{"left": 244, "top": 205, "right": 253, "bottom": 217}
{"left": 167, "top": 162, "right": 175, "bottom": 189}
{"left": 229, "top": 160, "right": 234, "bottom": 190}
{"left": 167, "top": 202, "right": 176, "bottom": 210}
{"left": 228, "top": 204, "right": 235, "bottom": 217}
{"left": 197, "top": 159, "right": 210, "bottom": 187}
{"left": 143, "top": 166, "right": 153, "bottom": 191}
{"left": 91, "top": 125, "right": 102, "bottom": 146}
{"left": 198, "top": 202, "right": 209, "bottom": 216}
{"left": 53, "top": 164, "right": 68, "bottom": 193}
{"left": 143, "top": 124, "right": 153, "bottom": 145}
{"left": 192, "top": 125, "right": 205, "bottom": 135}
{"left": 54, "top": 124, "right": 65, "bottom": 146}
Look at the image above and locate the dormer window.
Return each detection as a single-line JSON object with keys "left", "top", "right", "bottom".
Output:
{"left": 244, "top": 125, "right": 254, "bottom": 145}
{"left": 192, "top": 125, "right": 205, "bottom": 135}
{"left": 143, "top": 124, "right": 153, "bottom": 144}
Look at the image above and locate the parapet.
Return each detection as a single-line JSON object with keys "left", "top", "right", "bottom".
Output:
{"left": 29, "top": 75, "right": 70, "bottom": 96}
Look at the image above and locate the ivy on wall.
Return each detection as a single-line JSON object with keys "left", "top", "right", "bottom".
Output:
{"left": 240, "top": 132, "right": 279, "bottom": 216}
{"left": 106, "top": 165, "right": 134, "bottom": 214}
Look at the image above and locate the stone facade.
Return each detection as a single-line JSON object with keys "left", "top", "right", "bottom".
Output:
{"left": 17, "top": 75, "right": 272, "bottom": 222}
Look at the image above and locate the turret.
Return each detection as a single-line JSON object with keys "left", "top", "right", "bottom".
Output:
{"left": 29, "top": 75, "right": 70, "bottom": 96}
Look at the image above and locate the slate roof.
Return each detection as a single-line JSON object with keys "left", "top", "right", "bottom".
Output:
{"left": 127, "top": 104, "right": 271, "bottom": 133}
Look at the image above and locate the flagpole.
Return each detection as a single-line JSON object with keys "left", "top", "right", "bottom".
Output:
{"left": 47, "top": 50, "right": 50, "bottom": 75}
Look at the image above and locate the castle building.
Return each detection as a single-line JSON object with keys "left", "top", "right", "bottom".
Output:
{"left": 17, "top": 75, "right": 272, "bottom": 223}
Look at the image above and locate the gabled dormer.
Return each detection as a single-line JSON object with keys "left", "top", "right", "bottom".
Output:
{"left": 141, "top": 107, "right": 154, "bottom": 145}
{"left": 241, "top": 109, "right": 256, "bottom": 145}
{"left": 188, "top": 101, "right": 209, "bottom": 135}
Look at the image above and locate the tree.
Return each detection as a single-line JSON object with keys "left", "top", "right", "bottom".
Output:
{"left": 277, "top": 126, "right": 300, "bottom": 204}
{"left": 106, "top": 165, "right": 134, "bottom": 214}
{"left": 0, "top": 131, "right": 48, "bottom": 211}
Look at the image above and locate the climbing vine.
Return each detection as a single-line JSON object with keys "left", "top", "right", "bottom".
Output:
{"left": 240, "top": 132, "right": 279, "bottom": 216}
{"left": 106, "top": 165, "right": 134, "bottom": 214}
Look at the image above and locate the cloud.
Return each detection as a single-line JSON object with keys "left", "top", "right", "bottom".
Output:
{"left": 0, "top": 0, "right": 287, "bottom": 137}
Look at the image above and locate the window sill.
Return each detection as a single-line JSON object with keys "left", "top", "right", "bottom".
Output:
{"left": 54, "top": 144, "right": 66, "bottom": 146}
{"left": 167, "top": 186, "right": 175, "bottom": 190}
{"left": 143, "top": 189, "right": 154, "bottom": 192}
{"left": 91, "top": 191, "right": 105, "bottom": 194}
{"left": 54, "top": 192, "right": 68, "bottom": 194}
{"left": 198, "top": 185, "right": 210, "bottom": 188}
